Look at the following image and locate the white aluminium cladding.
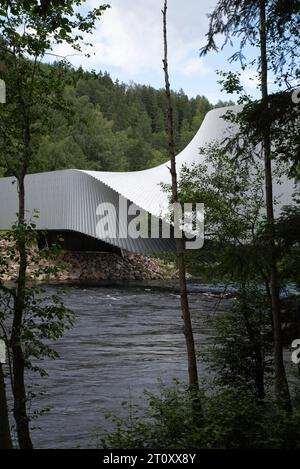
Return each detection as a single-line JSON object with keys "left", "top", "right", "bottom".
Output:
{"left": 0, "top": 106, "right": 296, "bottom": 253}
{"left": 83, "top": 106, "right": 235, "bottom": 219}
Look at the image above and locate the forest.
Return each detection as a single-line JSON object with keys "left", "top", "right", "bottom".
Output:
{"left": 0, "top": 65, "right": 232, "bottom": 176}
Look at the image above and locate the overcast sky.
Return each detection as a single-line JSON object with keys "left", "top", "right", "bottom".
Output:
{"left": 53, "top": 0, "right": 261, "bottom": 104}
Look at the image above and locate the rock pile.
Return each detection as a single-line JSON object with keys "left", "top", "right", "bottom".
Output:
{"left": 0, "top": 238, "right": 177, "bottom": 283}
{"left": 58, "top": 251, "right": 177, "bottom": 282}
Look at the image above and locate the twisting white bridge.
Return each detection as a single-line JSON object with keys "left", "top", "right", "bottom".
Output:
{"left": 0, "top": 106, "right": 295, "bottom": 253}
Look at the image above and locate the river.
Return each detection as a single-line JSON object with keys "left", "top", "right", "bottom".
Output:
{"left": 28, "top": 282, "right": 228, "bottom": 449}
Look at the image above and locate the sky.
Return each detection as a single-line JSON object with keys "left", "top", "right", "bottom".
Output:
{"left": 53, "top": 0, "right": 262, "bottom": 104}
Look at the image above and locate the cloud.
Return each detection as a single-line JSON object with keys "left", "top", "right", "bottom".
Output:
{"left": 179, "top": 57, "right": 211, "bottom": 77}
{"left": 240, "top": 69, "right": 260, "bottom": 90}
{"left": 52, "top": 0, "right": 216, "bottom": 78}
{"left": 239, "top": 69, "right": 278, "bottom": 95}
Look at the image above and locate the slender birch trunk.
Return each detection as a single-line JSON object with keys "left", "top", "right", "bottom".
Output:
{"left": 162, "top": 0, "right": 199, "bottom": 390}
{"left": 258, "top": 0, "right": 291, "bottom": 411}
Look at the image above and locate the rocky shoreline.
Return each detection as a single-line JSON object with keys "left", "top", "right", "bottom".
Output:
{"left": 53, "top": 251, "right": 178, "bottom": 283}
{"left": 0, "top": 238, "right": 177, "bottom": 284}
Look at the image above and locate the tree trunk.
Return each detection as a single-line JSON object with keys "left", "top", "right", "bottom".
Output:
{"left": 0, "top": 363, "right": 13, "bottom": 449}
{"left": 8, "top": 57, "right": 34, "bottom": 448}
{"left": 10, "top": 173, "right": 33, "bottom": 449}
{"left": 259, "top": 0, "right": 292, "bottom": 411}
{"left": 162, "top": 0, "right": 199, "bottom": 390}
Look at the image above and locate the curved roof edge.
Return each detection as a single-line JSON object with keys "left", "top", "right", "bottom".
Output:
{"left": 0, "top": 105, "right": 296, "bottom": 254}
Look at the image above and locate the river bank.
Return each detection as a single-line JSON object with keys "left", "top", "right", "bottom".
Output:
{"left": 0, "top": 238, "right": 178, "bottom": 283}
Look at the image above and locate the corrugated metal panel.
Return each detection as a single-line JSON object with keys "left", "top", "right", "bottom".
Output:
{"left": 0, "top": 106, "right": 297, "bottom": 254}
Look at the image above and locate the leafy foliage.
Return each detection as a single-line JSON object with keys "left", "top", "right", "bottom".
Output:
{"left": 0, "top": 217, "right": 74, "bottom": 429}
{"left": 202, "top": 285, "right": 273, "bottom": 399}
{"left": 100, "top": 382, "right": 300, "bottom": 449}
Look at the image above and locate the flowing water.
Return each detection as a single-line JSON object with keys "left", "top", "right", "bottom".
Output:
{"left": 27, "top": 282, "right": 228, "bottom": 449}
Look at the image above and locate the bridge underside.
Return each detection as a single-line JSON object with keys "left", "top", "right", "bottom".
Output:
{"left": 38, "top": 230, "right": 123, "bottom": 255}
{"left": 0, "top": 106, "right": 295, "bottom": 255}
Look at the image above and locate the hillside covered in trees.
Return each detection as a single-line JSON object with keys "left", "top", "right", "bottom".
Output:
{"left": 0, "top": 65, "right": 233, "bottom": 176}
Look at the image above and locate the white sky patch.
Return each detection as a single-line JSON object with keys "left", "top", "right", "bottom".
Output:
{"left": 51, "top": 0, "right": 217, "bottom": 82}
{"left": 179, "top": 57, "right": 211, "bottom": 77}
{"left": 0, "top": 340, "right": 6, "bottom": 364}
{"left": 88, "top": 5, "right": 164, "bottom": 73}
{"left": 240, "top": 69, "right": 260, "bottom": 90}
{"left": 240, "top": 68, "right": 279, "bottom": 95}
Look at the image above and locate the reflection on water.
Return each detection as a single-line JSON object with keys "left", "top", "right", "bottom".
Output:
{"left": 30, "top": 282, "right": 226, "bottom": 448}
